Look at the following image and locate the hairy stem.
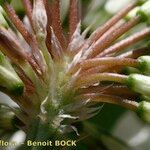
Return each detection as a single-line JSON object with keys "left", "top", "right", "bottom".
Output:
{"left": 89, "top": 1, "right": 136, "bottom": 44}
{"left": 81, "top": 57, "right": 138, "bottom": 69}
{"left": 69, "top": 57, "right": 137, "bottom": 75}
{"left": 98, "top": 28, "right": 150, "bottom": 57}
{"left": 44, "top": 0, "right": 52, "bottom": 53}
{"left": 118, "top": 47, "right": 150, "bottom": 58}
{"left": 77, "top": 93, "right": 138, "bottom": 111}
{"left": 78, "top": 85, "right": 137, "bottom": 97}
{"left": 3, "top": 2, "right": 45, "bottom": 76}
{"left": 22, "top": 0, "right": 34, "bottom": 29}
{"left": 87, "top": 16, "right": 140, "bottom": 58}
{"left": 51, "top": 0, "right": 66, "bottom": 50}
{"left": 90, "top": 47, "right": 150, "bottom": 74}
{"left": 91, "top": 94, "right": 138, "bottom": 111}
{"left": 69, "top": 0, "right": 79, "bottom": 41}
{"left": 74, "top": 73, "right": 127, "bottom": 88}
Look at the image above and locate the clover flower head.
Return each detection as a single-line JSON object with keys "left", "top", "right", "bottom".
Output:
{"left": 1, "top": 0, "right": 150, "bottom": 147}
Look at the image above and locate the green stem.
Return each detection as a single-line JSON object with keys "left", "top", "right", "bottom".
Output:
{"left": 17, "top": 118, "right": 68, "bottom": 150}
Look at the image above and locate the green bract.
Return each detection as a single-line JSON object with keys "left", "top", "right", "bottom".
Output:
{"left": 137, "top": 0, "right": 150, "bottom": 24}
{"left": 125, "top": 1, "right": 150, "bottom": 24}
{"left": 0, "top": 0, "right": 4, "bottom": 5}
{"left": 137, "top": 0, "right": 148, "bottom": 5}
{"left": 122, "top": 67, "right": 140, "bottom": 75}
{"left": 0, "top": 0, "right": 11, "bottom": 6}
{"left": 141, "top": 95, "right": 150, "bottom": 102}
{"left": 126, "top": 74, "right": 150, "bottom": 97}
{"left": 137, "top": 101, "right": 150, "bottom": 123}
{"left": 138, "top": 56, "right": 150, "bottom": 75}
{"left": 125, "top": 7, "right": 140, "bottom": 21}
{"left": 0, "top": 53, "right": 24, "bottom": 95}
